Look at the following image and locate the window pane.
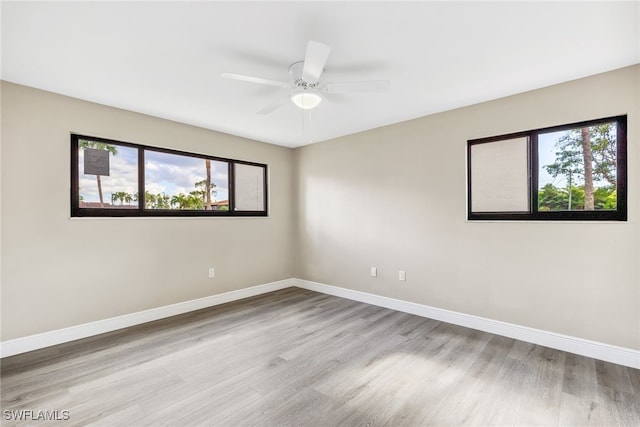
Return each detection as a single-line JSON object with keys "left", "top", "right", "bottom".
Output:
{"left": 145, "top": 151, "right": 229, "bottom": 211}
{"left": 78, "top": 141, "right": 138, "bottom": 209}
{"left": 538, "top": 122, "right": 617, "bottom": 211}
{"left": 470, "top": 137, "right": 529, "bottom": 212}
{"left": 234, "top": 163, "right": 265, "bottom": 211}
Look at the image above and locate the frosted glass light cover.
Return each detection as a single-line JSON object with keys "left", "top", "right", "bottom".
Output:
{"left": 291, "top": 92, "right": 322, "bottom": 110}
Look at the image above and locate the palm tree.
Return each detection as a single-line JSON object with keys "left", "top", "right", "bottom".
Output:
{"left": 171, "top": 193, "right": 189, "bottom": 209}
{"left": 113, "top": 191, "right": 126, "bottom": 206}
{"left": 148, "top": 192, "right": 171, "bottom": 209}
{"left": 195, "top": 178, "right": 217, "bottom": 209}
{"left": 78, "top": 139, "right": 117, "bottom": 207}
{"left": 157, "top": 193, "right": 170, "bottom": 209}
{"left": 145, "top": 191, "right": 156, "bottom": 209}
{"left": 188, "top": 191, "right": 204, "bottom": 209}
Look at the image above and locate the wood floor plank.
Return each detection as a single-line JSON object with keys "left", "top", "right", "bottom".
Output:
{"left": 595, "top": 384, "right": 640, "bottom": 426}
{"left": 416, "top": 334, "right": 514, "bottom": 426}
{"left": 512, "top": 346, "right": 566, "bottom": 426}
{"left": 1, "top": 287, "right": 639, "bottom": 426}
{"left": 629, "top": 364, "right": 640, "bottom": 395}
{"left": 558, "top": 391, "right": 610, "bottom": 426}
{"left": 563, "top": 352, "right": 598, "bottom": 401}
{"left": 595, "top": 359, "right": 635, "bottom": 395}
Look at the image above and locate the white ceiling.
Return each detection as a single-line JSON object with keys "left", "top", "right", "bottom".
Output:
{"left": 2, "top": 1, "right": 638, "bottom": 148}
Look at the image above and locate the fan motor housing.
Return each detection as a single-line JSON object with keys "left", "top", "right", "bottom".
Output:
{"left": 289, "top": 61, "right": 320, "bottom": 88}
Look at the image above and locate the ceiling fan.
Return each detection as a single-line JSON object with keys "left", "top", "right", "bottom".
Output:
{"left": 221, "top": 41, "right": 390, "bottom": 114}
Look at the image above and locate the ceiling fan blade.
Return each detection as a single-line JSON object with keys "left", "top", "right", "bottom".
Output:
{"left": 257, "top": 98, "right": 288, "bottom": 115}
{"left": 301, "top": 41, "right": 331, "bottom": 83}
{"left": 324, "top": 80, "right": 390, "bottom": 94}
{"left": 221, "top": 73, "right": 291, "bottom": 89}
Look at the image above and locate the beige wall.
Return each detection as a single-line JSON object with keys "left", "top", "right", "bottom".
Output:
{"left": 294, "top": 65, "right": 640, "bottom": 350}
{"left": 2, "top": 65, "right": 638, "bottom": 351}
{"left": 1, "top": 82, "right": 295, "bottom": 340}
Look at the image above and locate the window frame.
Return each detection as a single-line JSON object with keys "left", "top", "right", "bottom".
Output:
{"left": 467, "top": 115, "right": 627, "bottom": 221}
{"left": 71, "top": 134, "right": 268, "bottom": 217}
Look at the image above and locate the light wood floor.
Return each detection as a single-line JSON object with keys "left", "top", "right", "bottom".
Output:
{"left": 2, "top": 288, "right": 639, "bottom": 426}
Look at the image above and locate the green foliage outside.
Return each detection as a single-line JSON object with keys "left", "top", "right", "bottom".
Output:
{"left": 144, "top": 192, "right": 171, "bottom": 209}
{"left": 106, "top": 185, "right": 221, "bottom": 210}
{"left": 538, "top": 184, "right": 617, "bottom": 211}
{"left": 539, "top": 123, "right": 616, "bottom": 211}
{"left": 78, "top": 139, "right": 118, "bottom": 155}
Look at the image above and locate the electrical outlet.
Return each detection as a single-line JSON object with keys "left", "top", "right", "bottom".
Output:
{"left": 370, "top": 267, "right": 377, "bottom": 277}
{"left": 208, "top": 268, "right": 215, "bottom": 278}
{"left": 399, "top": 270, "right": 406, "bottom": 281}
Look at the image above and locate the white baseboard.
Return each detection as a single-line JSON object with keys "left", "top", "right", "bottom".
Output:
{"left": 0, "top": 278, "right": 294, "bottom": 358}
{"left": 3, "top": 277, "right": 638, "bottom": 369}
{"left": 294, "top": 278, "right": 640, "bottom": 369}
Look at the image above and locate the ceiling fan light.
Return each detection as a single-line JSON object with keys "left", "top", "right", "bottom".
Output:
{"left": 291, "top": 91, "right": 322, "bottom": 110}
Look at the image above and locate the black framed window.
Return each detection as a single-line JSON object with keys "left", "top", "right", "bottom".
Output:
{"left": 467, "top": 115, "right": 627, "bottom": 221}
{"left": 71, "top": 134, "right": 268, "bottom": 217}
